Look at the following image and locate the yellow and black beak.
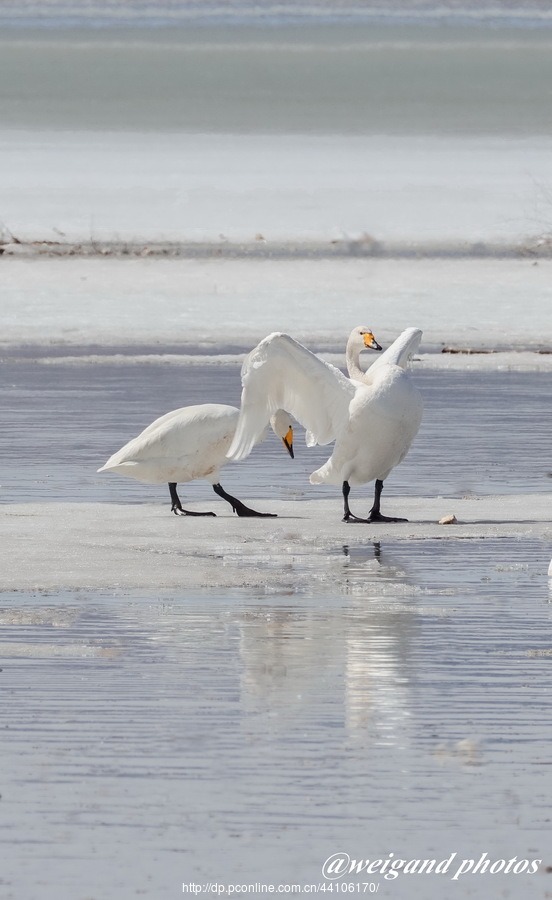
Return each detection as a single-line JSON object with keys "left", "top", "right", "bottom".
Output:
{"left": 364, "top": 331, "right": 382, "bottom": 351}
{"left": 282, "top": 427, "right": 294, "bottom": 459}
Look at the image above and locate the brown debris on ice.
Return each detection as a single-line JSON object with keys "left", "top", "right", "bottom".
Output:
{"left": 439, "top": 514, "right": 458, "bottom": 525}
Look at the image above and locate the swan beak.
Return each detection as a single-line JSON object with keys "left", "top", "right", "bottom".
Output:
{"left": 283, "top": 427, "right": 294, "bottom": 459}
{"left": 364, "top": 332, "right": 382, "bottom": 351}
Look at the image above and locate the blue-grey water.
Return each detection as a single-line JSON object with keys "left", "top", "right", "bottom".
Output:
{"left": 1, "top": 23, "right": 552, "bottom": 135}
{"left": 1, "top": 2, "right": 552, "bottom": 136}
{"left": 2, "top": 0, "right": 552, "bottom": 29}
{"left": 1, "top": 536, "right": 551, "bottom": 899}
{"left": 0, "top": 360, "right": 550, "bottom": 507}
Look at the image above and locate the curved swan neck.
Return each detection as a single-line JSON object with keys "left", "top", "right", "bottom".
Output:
{"left": 345, "top": 338, "right": 365, "bottom": 381}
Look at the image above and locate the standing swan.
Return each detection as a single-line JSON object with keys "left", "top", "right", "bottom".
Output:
{"left": 98, "top": 403, "right": 294, "bottom": 518}
{"left": 227, "top": 327, "right": 423, "bottom": 523}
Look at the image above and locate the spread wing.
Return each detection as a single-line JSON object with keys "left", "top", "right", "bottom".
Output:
{"left": 365, "top": 327, "right": 423, "bottom": 380}
{"left": 227, "top": 332, "right": 355, "bottom": 461}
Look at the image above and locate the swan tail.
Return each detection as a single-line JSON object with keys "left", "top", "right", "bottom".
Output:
{"left": 97, "top": 460, "right": 139, "bottom": 474}
{"left": 97, "top": 460, "right": 118, "bottom": 473}
{"left": 309, "top": 461, "right": 335, "bottom": 485}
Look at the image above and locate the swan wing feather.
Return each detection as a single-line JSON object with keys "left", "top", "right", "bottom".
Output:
{"left": 365, "top": 327, "right": 422, "bottom": 381}
{"left": 228, "top": 332, "right": 354, "bottom": 461}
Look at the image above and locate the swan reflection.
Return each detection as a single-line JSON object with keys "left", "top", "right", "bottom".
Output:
{"left": 238, "top": 541, "right": 417, "bottom": 749}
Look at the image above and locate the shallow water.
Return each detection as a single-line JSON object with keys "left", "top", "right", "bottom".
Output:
{"left": 0, "top": 360, "right": 550, "bottom": 508}
{"left": 1, "top": 536, "right": 551, "bottom": 898}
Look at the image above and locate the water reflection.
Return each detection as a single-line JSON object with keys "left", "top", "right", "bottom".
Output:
{"left": 237, "top": 541, "right": 417, "bottom": 750}
{"left": 342, "top": 541, "right": 381, "bottom": 561}
{"left": 340, "top": 540, "right": 413, "bottom": 584}
{"left": 1, "top": 538, "right": 552, "bottom": 898}
{"left": 344, "top": 611, "right": 413, "bottom": 749}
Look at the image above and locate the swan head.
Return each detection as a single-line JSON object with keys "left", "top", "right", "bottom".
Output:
{"left": 345, "top": 327, "right": 382, "bottom": 379}
{"left": 349, "top": 326, "right": 382, "bottom": 354}
{"left": 269, "top": 409, "right": 294, "bottom": 458}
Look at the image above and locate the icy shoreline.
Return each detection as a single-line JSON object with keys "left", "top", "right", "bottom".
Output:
{"left": 3, "top": 237, "right": 552, "bottom": 260}
{"left": 2, "top": 496, "right": 551, "bottom": 592}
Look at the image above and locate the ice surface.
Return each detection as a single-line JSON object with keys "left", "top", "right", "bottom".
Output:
{"left": 1, "top": 255, "right": 551, "bottom": 353}
{"left": 1, "top": 496, "right": 551, "bottom": 591}
{"left": 2, "top": 131, "right": 552, "bottom": 246}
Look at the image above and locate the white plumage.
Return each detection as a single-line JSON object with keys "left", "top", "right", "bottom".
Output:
{"left": 98, "top": 403, "right": 293, "bottom": 518}
{"left": 228, "top": 326, "right": 423, "bottom": 522}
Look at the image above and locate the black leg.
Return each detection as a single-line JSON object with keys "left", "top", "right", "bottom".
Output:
{"left": 342, "top": 480, "right": 370, "bottom": 522}
{"left": 343, "top": 480, "right": 355, "bottom": 521}
{"left": 342, "top": 479, "right": 408, "bottom": 524}
{"left": 168, "top": 483, "right": 216, "bottom": 517}
{"left": 369, "top": 478, "right": 384, "bottom": 518}
{"left": 366, "top": 479, "right": 408, "bottom": 523}
{"left": 213, "top": 483, "right": 277, "bottom": 518}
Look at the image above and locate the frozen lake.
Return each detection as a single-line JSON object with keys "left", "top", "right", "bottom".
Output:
{"left": 2, "top": 7, "right": 552, "bottom": 897}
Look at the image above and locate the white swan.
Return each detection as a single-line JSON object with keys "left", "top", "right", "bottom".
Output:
{"left": 227, "top": 326, "right": 423, "bottom": 522}
{"left": 98, "top": 403, "right": 294, "bottom": 518}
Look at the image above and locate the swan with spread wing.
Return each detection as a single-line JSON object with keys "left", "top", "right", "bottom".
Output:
{"left": 227, "top": 326, "right": 423, "bottom": 522}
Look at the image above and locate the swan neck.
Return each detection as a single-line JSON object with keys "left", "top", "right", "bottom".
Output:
{"left": 346, "top": 342, "right": 364, "bottom": 381}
